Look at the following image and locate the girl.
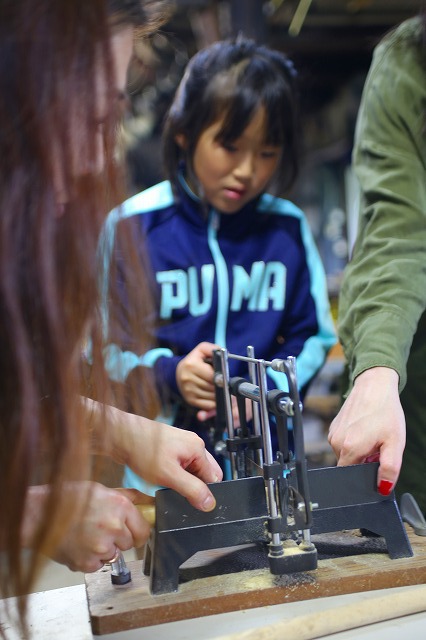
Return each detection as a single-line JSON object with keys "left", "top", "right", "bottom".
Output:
{"left": 102, "top": 38, "right": 336, "bottom": 488}
{"left": 0, "top": 1, "right": 221, "bottom": 631}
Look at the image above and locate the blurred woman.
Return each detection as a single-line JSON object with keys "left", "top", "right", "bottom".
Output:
{"left": 0, "top": 1, "right": 221, "bottom": 633}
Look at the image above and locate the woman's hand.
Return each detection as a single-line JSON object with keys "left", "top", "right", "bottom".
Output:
{"left": 23, "top": 484, "right": 153, "bottom": 572}
{"left": 111, "top": 416, "right": 223, "bottom": 511}
{"left": 84, "top": 398, "right": 223, "bottom": 512}
{"left": 328, "top": 367, "right": 406, "bottom": 495}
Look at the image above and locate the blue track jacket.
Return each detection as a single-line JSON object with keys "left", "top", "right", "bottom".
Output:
{"left": 100, "top": 178, "right": 336, "bottom": 487}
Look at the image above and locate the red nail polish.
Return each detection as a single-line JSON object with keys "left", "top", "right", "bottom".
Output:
{"left": 378, "top": 480, "right": 393, "bottom": 496}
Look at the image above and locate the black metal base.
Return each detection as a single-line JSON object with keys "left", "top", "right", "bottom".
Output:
{"left": 308, "top": 463, "right": 412, "bottom": 560}
{"left": 268, "top": 542, "right": 318, "bottom": 574}
{"left": 143, "top": 476, "right": 267, "bottom": 595}
{"left": 143, "top": 462, "right": 412, "bottom": 595}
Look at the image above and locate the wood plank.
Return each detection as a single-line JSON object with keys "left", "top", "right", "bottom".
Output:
{"left": 85, "top": 527, "right": 426, "bottom": 636}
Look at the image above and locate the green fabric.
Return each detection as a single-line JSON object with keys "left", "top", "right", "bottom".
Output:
{"left": 337, "top": 17, "right": 426, "bottom": 512}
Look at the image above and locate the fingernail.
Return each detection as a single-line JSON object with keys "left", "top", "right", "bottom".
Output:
{"left": 202, "top": 494, "right": 216, "bottom": 512}
{"left": 378, "top": 480, "right": 394, "bottom": 496}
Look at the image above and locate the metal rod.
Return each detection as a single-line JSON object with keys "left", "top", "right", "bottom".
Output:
{"left": 110, "top": 551, "right": 131, "bottom": 585}
{"left": 219, "top": 348, "right": 237, "bottom": 479}
{"left": 225, "top": 352, "right": 285, "bottom": 367}
{"left": 257, "top": 359, "right": 281, "bottom": 547}
{"left": 284, "top": 356, "right": 313, "bottom": 529}
{"left": 228, "top": 353, "right": 274, "bottom": 365}
{"left": 256, "top": 361, "right": 274, "bottom": 466}
{"left": 247, "top": 346, "right": 263, "bottom": 468}
{"left": 225, "top": 378, "right": 294, "bottom": 416}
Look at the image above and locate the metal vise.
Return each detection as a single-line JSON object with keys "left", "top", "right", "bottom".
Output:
{"left": 211, "top": 347, "right": 318, "bottom": 575}
{"left": 143, "top": 347, "right": 412, "bottom": 595}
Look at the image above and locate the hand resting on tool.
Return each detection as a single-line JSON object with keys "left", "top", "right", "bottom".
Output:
{"left": 328, "top": 367, "right": 406, "bottom": 496}
{"left": 176, "top": 341, "right": 253, "bottom": 426}
{"left": 83, "top": 397, "right": 223, "bottom": 512}
{"left": 21, "top": 484, "right": 153, "bottom": 572}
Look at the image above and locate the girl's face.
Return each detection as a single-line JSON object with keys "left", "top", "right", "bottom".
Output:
{"left": 189, "top": 106, "right": 282, "bottom": 214}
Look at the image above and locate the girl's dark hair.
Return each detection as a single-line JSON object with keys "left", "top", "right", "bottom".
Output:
{"left": 0, "top": 0, "right": 164, "bottom": 633}
{"left": 163, "top": 38, "right": 300, "bottom": 195}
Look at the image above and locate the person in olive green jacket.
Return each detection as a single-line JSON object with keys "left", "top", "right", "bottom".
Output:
{"left": 328, "top": 14, "right": 426, "bottom": 514}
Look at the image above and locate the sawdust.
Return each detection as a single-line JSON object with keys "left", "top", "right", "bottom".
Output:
{"left": 272, "top": 572, "right": 317, "bottom": 589}
{"left": 179, "top": 530, "right": 388, "bottom": 588}
{"left": 226, "top": 567, "right": 317, "bottom": 592}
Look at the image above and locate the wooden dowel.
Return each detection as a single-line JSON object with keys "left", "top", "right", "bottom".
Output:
{"left": 216, "top": 585, "right": 426, "bottom": 640}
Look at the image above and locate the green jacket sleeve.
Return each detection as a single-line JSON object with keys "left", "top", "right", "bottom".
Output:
{"left": 338, "top": 18, "right": 426, "bottom": 393}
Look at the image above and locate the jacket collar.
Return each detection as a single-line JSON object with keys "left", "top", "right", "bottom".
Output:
{"left": 176, "top": 168, "right": 262, "bottom": 237}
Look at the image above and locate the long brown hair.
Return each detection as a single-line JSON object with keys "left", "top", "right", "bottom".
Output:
{"left": 0, "top": 0, "right": 165, "bottom": 632}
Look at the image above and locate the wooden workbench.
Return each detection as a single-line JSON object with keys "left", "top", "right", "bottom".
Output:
{"left": 2, "top": 583, "right": 426, "bottom": 640}
{"left": 85, "top": 526, "right": 426, "bottom": 636}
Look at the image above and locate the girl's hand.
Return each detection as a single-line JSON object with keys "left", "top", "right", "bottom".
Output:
{"left": 328, "top": 367, "right": 406, "bottom": 495}
{"left": 177, "top": 343, "right": 253, "bottom": 426}
{"left": 176, "top": 341, "right": 219, "bottom": 409}
{"left": 197, "top": 396, "right": 253, "bottom": 427}
{"left": 23, "top": 484, "right": 152, "bottom": 572}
